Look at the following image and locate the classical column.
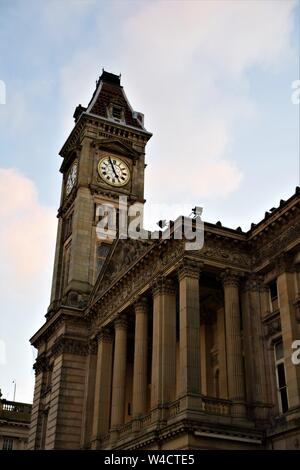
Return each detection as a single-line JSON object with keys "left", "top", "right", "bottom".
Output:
{"left": 222, "top": 270, "right": 246, "bottom": 417}
{"left": 151, "top": 277, "right": 177, "bottom": 409}
{"left": 242, "top": 277, "right": 268, "bottom": 419}
{"left": 91, "top": 328, "right": 113, "bottom": 446}
{"left": 110, "top": 316, "right": 128, "bottom": 428}
{"left": 178, "top": 260, "right": 201, "bottom": 396}
{"left": 132, "top": 297, "right": 148, "bottom": 417}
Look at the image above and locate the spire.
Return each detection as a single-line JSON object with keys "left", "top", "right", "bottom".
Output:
{"left": 73, "top": 69, "right": 145, "bottom": 130}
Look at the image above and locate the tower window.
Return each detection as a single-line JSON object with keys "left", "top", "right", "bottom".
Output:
{"left": 96, "top": 243, "right": 111, "bottom": 275}
{"left": 274, "top": 340, "right": 289, "bottom": 414}
{"left": 112, "top": 106, "right": 122, "bottom": 120}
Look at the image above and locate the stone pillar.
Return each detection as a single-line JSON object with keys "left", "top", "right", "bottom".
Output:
{"left": 110, "top": 316, "right": 128, "bottom": 428}
{"left": 242, "top": 277, "right": 268, "bottom": 419}
{"left": 222, "top": 271, "right": 246, "bottom": 417}
{"left": 151, "top": 278, "right": 176, "bottom": 409}
{"left": 277, "top": 269, "right": 300, "bottom": 409}
{"left": 91, "top": 328, "right": 113, "bottom": 447}
{"left": 178, "top": 260, "right": 201, "bottom": 396}
{"left": 132, "top": 297, "right": 148, "bottom": 417}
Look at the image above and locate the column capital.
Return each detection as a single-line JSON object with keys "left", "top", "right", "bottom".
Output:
{"left": 152, "top": 276, "right": 176, "bottom": 296}
{"left": 178, "top": 258, "right": 202, "bottom": 281}
{"left": 114, "top": 315, "right": 128, "bottom": 330}
{"left": 95, "top": 327, "right": 113, "bottom": 343}
{"left": 134, "top": 296, "right": 148, "bottom": 313}
{"left": 221, "top": 269, "right": 242, "bottom": 288}
{"left": 243, "top": 274, "right": 261, "bottom": 292}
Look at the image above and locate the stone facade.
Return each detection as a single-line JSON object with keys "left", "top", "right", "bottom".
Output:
{"left": 29, "top": 71, "right": 300, "bottom": 450}
{"left": 0, "top": 399, "right": 32, "bottom": 450}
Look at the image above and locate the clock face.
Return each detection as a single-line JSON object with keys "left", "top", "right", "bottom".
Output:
{"left": 66, "top": 162, "right": 78, "bottom": 196}
{"left": 98, "top": 156, "right": 130, "bottom": 187}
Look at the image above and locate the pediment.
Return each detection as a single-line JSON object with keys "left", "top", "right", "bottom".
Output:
{"left": 89, "top": 236, "right": 154, "bottom": 305}
{"left": 95, "top": 138, "right": 140, "bottom": 160}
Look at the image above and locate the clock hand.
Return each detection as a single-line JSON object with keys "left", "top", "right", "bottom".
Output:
{"left": 109, "top": 157, "right": 119, "bottom": 180}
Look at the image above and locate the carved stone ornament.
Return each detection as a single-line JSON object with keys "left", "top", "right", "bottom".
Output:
{"left": 221, "top": 269, "right": 242, "bottom": 288}
{"left": 114, "top": 315, "right": 128, "bottom": 330}
{"left": 51, "top": 336, "right": 89, "bottom": 357}
{"left": 152, "top": 276, "right": 176, "bottom": 296}
{"left": 96, "top": 327, "right": 113, "bottom": 343}
{"left": 178, "top": 259, "right": 202, "bottom": 280}
{"left": 252, "top": 222, "right": 300, "bottom": 267}
{"left": 264, "top": 317, "right": 282, "bottom": 339}
{"left": 134, "top": 296, "right": 149, "bottom": 313}
{"left": 33, "top": 353, "right": 50, "bottom": 375}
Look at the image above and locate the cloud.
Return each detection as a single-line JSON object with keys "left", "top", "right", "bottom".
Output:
{"left": 57, "top": 0, "right": 296, "bottom": 206}
{"left": 0, "top": 168, "right": 56, "bottom": 282}
{"left": 117, "top": 0, "right": 296, "bottom": 202}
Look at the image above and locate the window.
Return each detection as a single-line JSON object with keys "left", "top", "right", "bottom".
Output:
{"left": 63, "top": 213, "right": 73, "bottom": 241}
{"left": 96, "top": 243, "right": 110, "bottom": 275}
{"left": 112, "top": 106, "right": 122, "bottom": 120}
{"left": 108, "top": 103, "right": 124, "bottom": 122}
{"left": 269, "top": 280, "right": 279, "bottom": 312}
{"left": 3, "top": 437, "right": 13, "bottom": 450}
{"left": 274, "top": 340, "right": 289, "bottom": 413}
{"left": 214, "top": 369, "right": 220, "bottom": 398}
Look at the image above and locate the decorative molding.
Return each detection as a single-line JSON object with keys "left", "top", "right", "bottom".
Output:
{"left": 114, "top": 315, "right": 128, "bottom": 330}
{"left": 33, "top": 354, "right": 50, "bottom": 375}
{"left": 221, "top": 269, "right": 242, "bottom": 288}
{"left": 263, "top": 313, "right": 281, "bottom": 339}
{"left": 88, "top": 337, "right": 98, "bottom": 354}
{"left": 90, "top": 238, "right": 184, "bottom": 326}
{"left": 51, "top": 336, "right": 89, "bottom": 357}
{"left": 96, "top": 327, "right": 113, "bottom": 343}
{"left": 243, "top": 275, "right": 260, "bottom": 292}
{"left": 199, "top": 238, "right": 250, "bottom": 269}
{"left": 134, "top": 296, "right": 149, "bottom": 313}
{"left": 251, "top": 221, "right": 300, "bottom": 267}
{"left": 152, "top": 277, "right": 176, "bottom": 296}
{"left": 178, "top": 259, "right": 202, "bottom": 280}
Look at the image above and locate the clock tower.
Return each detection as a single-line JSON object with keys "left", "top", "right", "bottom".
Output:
{"left": 29, "top": 71, "right": 151, "bottom": 449}
{"left": 48, "top": 70, "right": 152, "bottom": 315}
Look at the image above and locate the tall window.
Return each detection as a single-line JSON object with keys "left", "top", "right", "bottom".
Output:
{"left": 96, "top": 243, "right": 110, "bottom": 276}
{"left": 3, "top": 437, "right": 13, "bottom": 450}
{"left": 270, "top": 280, "right": 279, "bottom": 312}
{"left": 214, "top": 369, "right": 220, "bottom": 398}
{"left": 274, "top": 340, "right": 289, "bottom": 413}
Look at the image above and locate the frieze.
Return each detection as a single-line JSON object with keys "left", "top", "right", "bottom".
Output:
{"left": 197, "top": 238, "right": 251, "bottom": 269}
{"left": 251, "top": 222, "right": 300, "bottom": 267}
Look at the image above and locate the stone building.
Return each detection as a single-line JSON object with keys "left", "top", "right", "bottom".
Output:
{"left": 0, "top": 398, "right": 32, "bottom": 450}
{"left": 29, "top": 71, "right": 300, "bottom": 450}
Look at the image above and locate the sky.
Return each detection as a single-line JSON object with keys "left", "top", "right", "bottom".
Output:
{"left": 0, "top": 0, "right": 299, "bottom": 403}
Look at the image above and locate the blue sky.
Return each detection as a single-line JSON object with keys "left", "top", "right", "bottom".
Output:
{"left": 0, "top": 0, "right": 299, "bottom": 402}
